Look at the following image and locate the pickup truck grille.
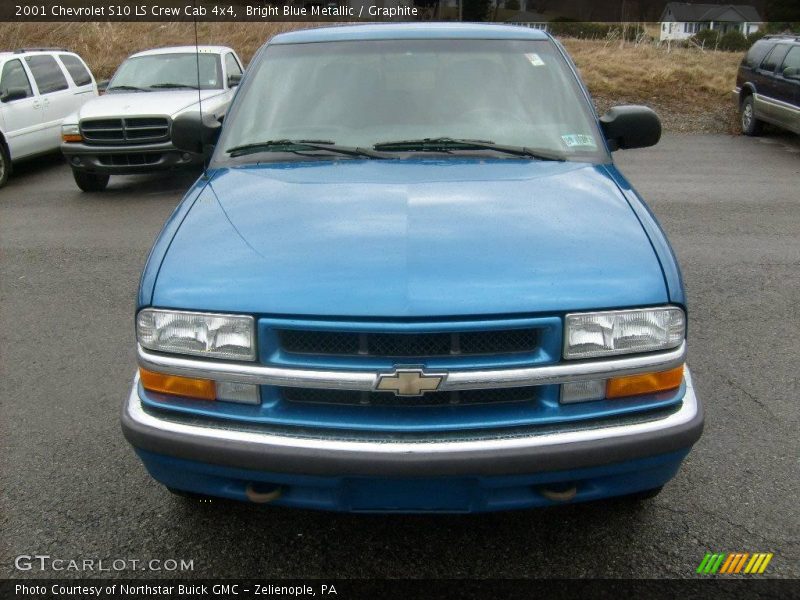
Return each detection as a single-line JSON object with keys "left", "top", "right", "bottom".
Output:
{"left": 282, "top": 386, "right": 538, "bottom": 407}
{"left": 80, "top": 117, "right": 170, "bottom": 145}
{"left": 278, "top": 328, "right": 538, "bottom": 358}
{"left": 253, "top": 315, "right": 561, "bottom": 430}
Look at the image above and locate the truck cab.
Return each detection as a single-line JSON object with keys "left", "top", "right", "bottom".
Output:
{"left": 122, "top": 24, "right": 702, "bottom": 512}
{"left": 61, "top": 45, "right": 243, "bottom": 192}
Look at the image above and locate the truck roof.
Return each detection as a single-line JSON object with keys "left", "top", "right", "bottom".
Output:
{"left": 270, "top": 23, "right": 551, "bottom": 45}
{"left": 129, "top": 45, "right": 233, "bottom": 58}
{"left": 0, "top": 48, "right": 79, "bottom": 59}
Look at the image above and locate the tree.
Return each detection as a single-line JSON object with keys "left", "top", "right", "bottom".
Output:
{"left": 718, "top": 30, "right": 749, "bottom": 52}
{"left": 462, "top": 0, "right": 492, "bottom": 21}
{"left": 766, "top": 0, "right": 800, "bottom": 22}
{"left": 692, "top": 28, "right": 721, "bottom": 49}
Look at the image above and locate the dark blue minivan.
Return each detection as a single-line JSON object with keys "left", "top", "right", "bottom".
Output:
{"left": 122, "top": 24, "right": 703, "bottom": 512}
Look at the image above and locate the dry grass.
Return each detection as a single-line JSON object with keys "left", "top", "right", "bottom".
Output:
{"left": 562, "top": 37, "right": 743, "bottom": 133}
{"left": 0, "top": 22, "right": 312, "bottom": 77}
{"left": 0, "top": 23, "right": 744, "bottom": 133}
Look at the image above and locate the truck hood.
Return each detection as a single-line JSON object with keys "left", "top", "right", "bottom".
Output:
{"left": 152, "top": 160, "right": 668, "bottom": 317}
{"left": 72, "top": 90, "right": 224, "bottom": 121}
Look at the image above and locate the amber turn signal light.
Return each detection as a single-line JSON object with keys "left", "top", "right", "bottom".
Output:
{"left": 139, "top": 368, "right": 216, "bottom": 401}
{"left": 61, "top": 134, "right": 82, "bottom": 143}
{"left": 606, "top": 365, "right": 684, "bottom": 399}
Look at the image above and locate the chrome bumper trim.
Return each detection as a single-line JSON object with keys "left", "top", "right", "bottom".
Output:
{"left": 137, "top": 341, "right": 687, "bottom": 392}
{"left": 124, "top": 368, "right": 698, "bottom": 455}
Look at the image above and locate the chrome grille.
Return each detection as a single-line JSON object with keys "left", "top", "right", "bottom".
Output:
{"left": 81, "top": 117, "right": 170, "bottom": 145}
{"left": 278, "top": 328, "right": 538, "bottom": 358}
{"left": 282, "top": 386, "right": 539, "bottom": 407}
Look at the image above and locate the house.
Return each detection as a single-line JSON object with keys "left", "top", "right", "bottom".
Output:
{"left": 659, "top": 3, "right": 762, "bottom": 41}
{"left": 504, "top": 9, "right": 550, "bottom": 30}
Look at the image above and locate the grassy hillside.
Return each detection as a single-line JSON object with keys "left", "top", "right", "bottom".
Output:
{"left": 562, "top": 38, "right": 742, "bottom": 133}
{"left": 0, "top": 22, "right": 743, "bottom": 133}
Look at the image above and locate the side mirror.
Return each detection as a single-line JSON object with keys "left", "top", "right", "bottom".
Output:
{"left": 227, "top": 73, "right": 242, "bottom": 88}
{"left": 600, "top": 105, "right": 661, "bottom": 151}
{"left": 783, "top": 66, "right": 800, "bottom": 80}
{"left": 1, "top": 87, "right": 28, "bottom": 103}
{"left": 97, "top": 79, "right": 109, "bottom": 93}
{"left": 171, "top": 111, "right": 222, "bottom": 156}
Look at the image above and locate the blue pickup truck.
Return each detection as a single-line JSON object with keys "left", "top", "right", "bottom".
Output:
{"left": 122, "top": 24, "right": 703, "bottom": 512}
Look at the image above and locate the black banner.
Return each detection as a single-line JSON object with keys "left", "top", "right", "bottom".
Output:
{"left": 3, "top": 0, "right": 797, "bottom": 23}
{"left": 2, "top": 579, "right": 799, "bottom": 600}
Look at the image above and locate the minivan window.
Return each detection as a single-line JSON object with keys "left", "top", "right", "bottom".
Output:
{"left": 25, "top": 55, "right": 69, "bottom": 94}
{"left": 781, "top": 46, "right": 800, "bottom": 73}
{"left": 760, "top": 44, "right": 790, "bottom": 73}
{"left": 744, "top": 39, "right": 774, "bottom": 68}
{"left": 108, "top": 53, "right": 223, "bottom": 91}
{"left": 1, "top": 59, "right": 34, "bottom": 99}
{"left": 218, "top": 39, "right": 605, "bottom": 164}
{"left": 59, "top": 54, "right": 92, "bottom": 87}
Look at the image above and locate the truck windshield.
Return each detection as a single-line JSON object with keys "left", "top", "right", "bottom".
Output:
{"left": 108, "top": 53, "right": 222, "bottom": 92}
{"left": 218, "top": 39, "right": 606, "bottom": 163}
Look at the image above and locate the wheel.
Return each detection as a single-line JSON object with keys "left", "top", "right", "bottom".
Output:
{"left": 0, "top": 142, "right": 10, "bottom": 189}
{"left": 166, "top": 486, "right": 214, "bottom": 502}
{"left": 72, "top": 169, "right": 109, "bottom": 192}
{"left": 625, "top": 485, "right": 664, "bottom": 502}
{"left": 740, "top": 95, "right": 763, "bottom": 136}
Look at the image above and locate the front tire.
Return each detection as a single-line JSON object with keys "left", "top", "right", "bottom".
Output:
{"left": 625, "top": 485, "right": 664, "bottom": 502}
{"left": 166, "top": 486, "right": 214, "bottom": 502}
{"left": 740, "top": 95, "right": 763, "bottom": 136}
{"left": 0, "top": 142, "right": 10, "bottom": 189}
{"left": 72, "top": 169, "right": 109, "bottom": 192}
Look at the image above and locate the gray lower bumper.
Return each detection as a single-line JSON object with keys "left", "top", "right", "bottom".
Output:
{"left": 62, "top": 141, "right": 201, "bottom": 175}
{"left": 121, "top": 369, "right": 703, "bottom": 477}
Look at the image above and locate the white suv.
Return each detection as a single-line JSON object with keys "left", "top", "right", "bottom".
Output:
{"left": 61, "top": 46, "right": 243, "bottom": 192}
{"left": 0, "top": 48, "right": 97, "bottom": 188}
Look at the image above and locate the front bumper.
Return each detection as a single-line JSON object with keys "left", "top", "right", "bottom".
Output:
{"left": 136, "top": 447, "right": 692, "bottom": 512}
{"left": 122, "top": 367, "right": 702, "bottom": 480}
{"left": 61, "top": 141, "right": 201, "bottom": 175}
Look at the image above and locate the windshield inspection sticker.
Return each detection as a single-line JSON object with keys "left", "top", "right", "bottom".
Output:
{"left": 525, "top": 53, "right": 545, "bottom": 66}
{"left": 561, "top": 134, "right": 597, "bottom": 149}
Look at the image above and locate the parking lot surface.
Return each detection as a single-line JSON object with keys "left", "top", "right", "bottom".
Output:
{"left": 1, "top": 134, "right": 798, "bottom": 578}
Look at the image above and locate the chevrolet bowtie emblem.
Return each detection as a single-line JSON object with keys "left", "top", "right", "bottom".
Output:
{"left": 376, "top": 368, "right": 445, "bottom": 396}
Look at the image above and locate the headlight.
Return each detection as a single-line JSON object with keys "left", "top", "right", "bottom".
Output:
{"left": 61, "top": 123, "right": 81, "bottom": 142}
{"left": 137, "top": 309, "right": 255, "bottom": 361}
{"left": 563, "top": 306, "right": 685, "bottom": 360}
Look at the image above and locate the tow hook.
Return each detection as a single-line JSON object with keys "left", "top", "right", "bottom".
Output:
{"left": 245, "top": 483, "right": 283, "bottom": 503}
{"left": 540, "top": 484, "right": 578, "bottom": 502}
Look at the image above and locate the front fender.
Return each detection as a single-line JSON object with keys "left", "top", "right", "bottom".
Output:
{"left": 602, "top": 164, "right": 686, "bottom": 309}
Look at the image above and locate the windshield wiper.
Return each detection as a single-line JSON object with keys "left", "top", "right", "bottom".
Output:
{"left": 106, "top": 85, "right": 149, "bottom": 93}
{"left": 373, "top": 137, "right": 565, "bottom": 161}
{"left": 226, "top": 140, "right": 386, "bottom": 159}
{"left": 149, "top": 83, "right": 199, "bottom": 90}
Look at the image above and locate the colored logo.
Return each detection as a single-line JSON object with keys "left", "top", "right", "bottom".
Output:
{"left": 697, "top": 552, "right": 774, "bottom": 575}
{"left": 376, "top": 368, "right": 444, "bottom": 396}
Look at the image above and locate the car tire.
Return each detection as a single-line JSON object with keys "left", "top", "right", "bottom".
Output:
{"left": 72, "top": 169, "right": 109, "bottom": 192}
{"left": 0, "top": 142, "right": 10, "bottom": 189}
{"left": 740, "top": 96, "right": 763, "bottom": 136}
{"left": 166, "top": 486, "right": 215, "bottom": 502}
{"left": 624, "top": 485, "right": 664, "bottom": 502}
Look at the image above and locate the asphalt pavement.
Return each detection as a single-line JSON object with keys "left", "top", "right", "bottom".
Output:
{"left": 1, "top": 133, "right": 798, "bottom": 579}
